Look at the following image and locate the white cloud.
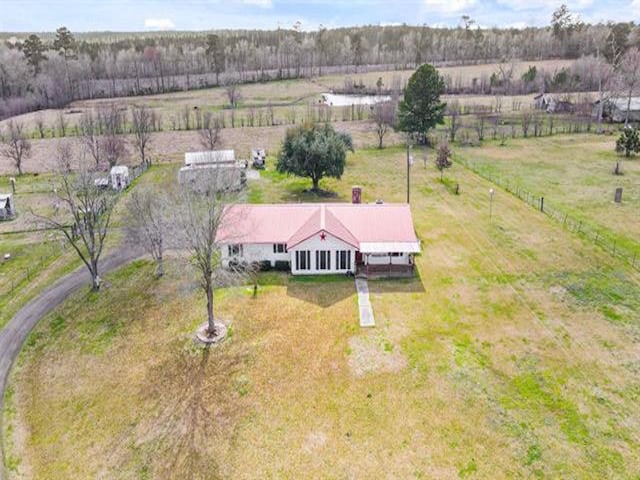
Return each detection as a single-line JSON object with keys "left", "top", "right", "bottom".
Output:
{"left": 423, "top": 0, "right": 477, "bottom": 14}
{"left": 242, "top": 0, "right": 273, "bottom": 7}
{"left": 144, "top": 18, "right": 176, "bottom": 30}
{"left": 633, "top": 0, "right": 640, "bottom": 13}
{"left": 496, "top": 0, "right": 593, "bottom": 11}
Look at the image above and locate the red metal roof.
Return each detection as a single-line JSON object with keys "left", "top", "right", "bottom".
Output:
{"left": 217, "top": 203, "right": 419, "bottom": 249}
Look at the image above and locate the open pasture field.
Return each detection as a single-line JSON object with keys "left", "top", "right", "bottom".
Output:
{"left": 456, "top": 135, "right": 640, "bottom": 258}
{"left": 318, "top": 59, "right": 575, "bottom": 90}
{"left": 5, "top": 145, "right": 640, "bottom": 479}
{"left": 0, "top": 120, "right": 405, "bottom": 175}
{"left": 0, "top": 59, "right": 577, "bottom": 140}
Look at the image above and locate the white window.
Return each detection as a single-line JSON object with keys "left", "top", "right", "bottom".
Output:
{"left": 335, "top": 250, "right": 351, "bottom": 270}
{"left": 273, "top": 243, "right": 288, "bottom": 253}
{"left": 296, "top": 250, "right": 311, "bottom": 270}
{"left": 316, "top": 250, "right": 331, "bottom": 270}
{"left": 228, "top": 244, "right": 243, "bottom": 256}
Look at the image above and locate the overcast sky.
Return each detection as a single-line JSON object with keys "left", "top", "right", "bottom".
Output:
{"left": 1, "top": 0, "right": 638, "bottom": 32}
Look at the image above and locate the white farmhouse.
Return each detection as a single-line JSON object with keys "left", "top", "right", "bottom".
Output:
{"left": 216, "top": 193, "right": 420, "bottom": 277}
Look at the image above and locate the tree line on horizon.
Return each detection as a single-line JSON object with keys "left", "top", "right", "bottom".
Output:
{"left": 0, "top": 5, "right": 638, "bottom": 120}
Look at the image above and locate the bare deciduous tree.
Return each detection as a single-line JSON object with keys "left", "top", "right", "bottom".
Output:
{"left": 33, "top": 144, "right": 116, "bottom": 291}
{"left": 372, "top": 100, "right": 396, "bottom": 149}
{"left": 80, "top": 111, "right": 102, "bottom": 167}
{"left": 102, "top": 133, "right": 127, "bottom": 168}
{"left": 56, "top": 110, "right": 68, "bottom": 137}
{"left": 198, "top": 111, "right": 222, "bottom": 151}
{"left": 447, "top": 103, "right": 461, "bottom": 143}
{"left": 34, "top": 113, "right": 46, "bottom": 139}
{"left": 435, "top": 142, "right": 452, "bottom": 181}
{"left": 0, "top": 120, "right": 32, "bottom": 175}
{"left": 224, "top": 79, "right": 242, "bottom": 108}
{"left": 125, "top": 186, "right": 167, "bottom": 277}
{"left": 100, "top": 104, "right": 128, "bottom": 167}
{"left": 173, "top": 170, "right": 240, "bottom": 337}
{"left": 131, "top": 105, "right": 154, "bottom": 165}
{"left": 617, "top": 47, "right": 640, "bottom": 126}
{"left": 521, "top": 111, "right": 533, "bottom": 138}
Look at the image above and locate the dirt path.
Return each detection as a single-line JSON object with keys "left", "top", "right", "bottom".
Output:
{"left": 0, "top": 249, "right": 141, "bottom": 479}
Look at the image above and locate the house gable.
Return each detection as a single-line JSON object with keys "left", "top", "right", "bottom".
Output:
{"left": 287, "top": 205, "right": 359, "bottom": 250}
{"left": 288, "top": 230, "right": 358, "bottom": 252}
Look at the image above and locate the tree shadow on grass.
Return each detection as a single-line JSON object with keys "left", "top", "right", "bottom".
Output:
{"left": 286, "top": 275, "right": 355, "bottom": 308}
{"left": 110, "top": 341, "right": 251, "bottom": 479}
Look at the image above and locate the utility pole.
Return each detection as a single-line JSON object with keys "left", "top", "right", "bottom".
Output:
{"left": 407, "top": 143, "right": 413, "bottom": 204}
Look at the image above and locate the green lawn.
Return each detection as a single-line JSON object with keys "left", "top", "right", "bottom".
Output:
{"left": 0, "top": 166, "right": 156, "bottom": 330}
{"left": 455, "top": 134, "right": 640, "bottom": 257}
{"left": 4, "top": 142, "right": 640, "bottom": 478}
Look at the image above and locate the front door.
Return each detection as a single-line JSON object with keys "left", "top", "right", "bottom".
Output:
{"left": 355, "top": 251, "right": 363, "bottom": 265}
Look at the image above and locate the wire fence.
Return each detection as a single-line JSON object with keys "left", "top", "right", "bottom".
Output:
{"left": 456, "top": 157, "right": 640, "bottom": 273}
{"left": 0, "top": 239, "right": 70, "bottom": 300}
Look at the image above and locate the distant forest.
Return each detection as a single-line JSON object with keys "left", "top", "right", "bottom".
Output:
{"left": 0, "top": 10, "right": 638, "bottom": 119}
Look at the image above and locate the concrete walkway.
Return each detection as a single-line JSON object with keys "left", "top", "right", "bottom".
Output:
{"left": 0, "top": 248, "right": 141, "bottom": 480}
{"left": 355, "top": 277, "right": 375, "bottom": 327}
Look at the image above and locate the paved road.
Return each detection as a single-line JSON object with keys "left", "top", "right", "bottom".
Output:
{"left": 0, "top": 249, "right": 140, "bottom": 479}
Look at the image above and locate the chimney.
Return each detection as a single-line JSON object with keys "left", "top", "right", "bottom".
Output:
{"left": 352, "top": 186, "right": 362, "bottom": 204}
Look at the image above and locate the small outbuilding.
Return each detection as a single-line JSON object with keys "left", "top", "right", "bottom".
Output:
{"left": 185, "top": 150, "right": 236, "bottom": 167}
{"left": 179, "top": 149, "right": 246, "bottom": 192}
{"left": 252, "top": 148, "right": 266, "bottom": 169}
{"left": 594, "top": 97, "right": 640, "bottom": 123}
{"left": 0, "top": 193, "right": 15, "bottom": 220}
{"left": 533, "top": 93, "right": 553, "bottom": 110}
{"left": 533, "top": 93, "right": 574, "bottom": 114}
{"left": 110, "top": 166, "right": 130, "bottom": 191}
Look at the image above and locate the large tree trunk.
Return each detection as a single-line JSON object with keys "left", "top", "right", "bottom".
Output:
{"left": 206, "top": 281, "right": 216, "bottom": 336}
{"left": 156, "top": 255, "right": 164, "bottom": 278}
{"left": 312, "top": 177, "right": 320, "bottom": 192}
{"left": 91, "top": 259, "right": 101, "bottom": 291}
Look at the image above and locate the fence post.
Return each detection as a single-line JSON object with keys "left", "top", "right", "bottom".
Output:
{"left": 540, "top": 197, "right": 544, "bottom": 213}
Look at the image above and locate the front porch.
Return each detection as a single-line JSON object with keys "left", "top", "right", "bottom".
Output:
{"left": 356, "top": 263, "right": 416, "bottom": 278}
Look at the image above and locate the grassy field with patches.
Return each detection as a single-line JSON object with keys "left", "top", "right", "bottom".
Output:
{"left": 0, "top": 167, "right": 143, "bottom": 330}
{"left": 455, "top": 135, "right": 640, "bottom": 258}
{"left": 0, "top": 174, "right": 80, "bottom": 328}
{"left": 4, "top": 138, "right": 640, "bottom": 478}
